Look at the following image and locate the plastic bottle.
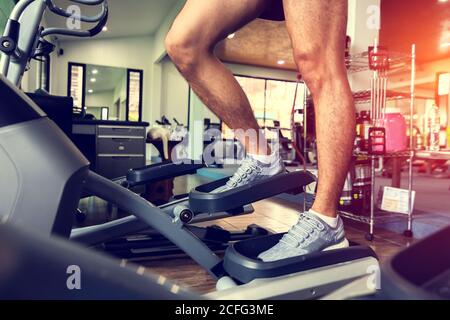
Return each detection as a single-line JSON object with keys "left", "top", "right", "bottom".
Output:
{"left": 352, "top": 160, "right": 371, "bottom": 215}
{"left": 354, "top": 112, "right": 363, "bottom": 152}
{"left": 360, "top": 111, "right": 371, "bottom": 151}
{"left": 384, "top": 108, "right": 407, "bottom": 153}
{"left": 428, "top": 104, "right": 440, "bottom": 151}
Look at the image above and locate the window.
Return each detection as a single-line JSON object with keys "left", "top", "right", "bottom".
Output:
{"left": 126, "top": 69, "right": 143, "bottom": 122}
{"left": 68, "top": 62, "right": 86, "bottom": 115}
{"left": 223, "top": 75, "right": 306, "bottom": 140}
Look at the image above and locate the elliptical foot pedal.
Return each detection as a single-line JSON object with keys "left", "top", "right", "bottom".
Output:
{"left": 223, "top": 234, "right": 378, "bottom": 284}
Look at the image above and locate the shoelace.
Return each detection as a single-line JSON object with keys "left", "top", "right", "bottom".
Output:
{"left": 226, "top": 158, "right": 262, "bottom": 188}
{"left": 280, "top": 213, "right": 325, "bottom": 248}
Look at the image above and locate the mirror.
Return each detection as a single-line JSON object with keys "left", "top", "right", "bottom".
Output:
{"left": 68, "top": 63, "right": 143, "bottom": 122}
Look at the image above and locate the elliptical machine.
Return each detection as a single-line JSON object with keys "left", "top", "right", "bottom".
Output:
{"left": 0, "top": 0, "right": 272, "bottom": 257}
{"left": 0, "top": 0, "right": 378, "bottom": 299}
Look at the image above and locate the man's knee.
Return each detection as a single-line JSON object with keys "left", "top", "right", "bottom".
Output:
{"left": 165, "top": 29, "right": 206, "bottom": 75}
{"left": 293, "top": 47, "right": 343, "bottom": 94}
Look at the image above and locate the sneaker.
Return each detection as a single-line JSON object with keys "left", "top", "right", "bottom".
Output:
{"left": 258, "top": 211, "right": 349, "bottom": 262}
{"left": 212, "top": 155, "right": 285, "bottom": 193}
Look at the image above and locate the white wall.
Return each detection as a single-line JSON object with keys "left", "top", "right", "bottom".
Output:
{"left": 160, "top": 56, "right": 190, "bottom": 125}
{"left": 347, "top": 0, "right": 381, "bottom": 95}
{"left": 85, "top": 89, "right": 115, "bottom": 119}
{"left": 86, "top": 89, "right": 114, "bottom": 108}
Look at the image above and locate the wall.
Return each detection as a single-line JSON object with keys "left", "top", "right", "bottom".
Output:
{"left": 0, "top": 0, "right": 14, "bottom": 34}
{"left": 85, "top": 89, "right": 115, "bottom": 119}
{"left": 347, "top": 0, "right": 381, "bottom": 95}
{"left": 112, "top": 73, "right": 127, "bottom": 107}
{"left": 160, "top": 56, "right": 190, "bottom": 125}
{"left": 86, "top": 89, "right": 114, "bottom": 108}
{"left": 380, "top": 0, "right": 450, "bottom": 62}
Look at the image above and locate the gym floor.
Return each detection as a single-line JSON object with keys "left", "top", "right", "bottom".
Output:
{"left": 139, "top": 197, "right": 413, "bottom": 294}
{"left": 78, "top": 171, "right": 417, "bottom": 295}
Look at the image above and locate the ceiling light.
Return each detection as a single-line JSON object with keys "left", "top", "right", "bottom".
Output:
{"left": 92, "top": 69, "right": 98, "bottom": 75}
{"left": 440, "top": 42, "right": 450, "bottom": 48}
{"left": 438, "top": 0, "right": 448, "bottom": 3}
{"left": 90, "top": 78, "right": 96, "bottom": 82}
{"left": 277, "top": 59, "right": 286, "bottom": 65}
{"left": 88, "top": 89, "right": 93, "bottom": 93}
{"left": 227, "top": 33, "right": 235, "bottom": 39}
{"left": 102, "top": 26, "right": 108, "bottom": 32}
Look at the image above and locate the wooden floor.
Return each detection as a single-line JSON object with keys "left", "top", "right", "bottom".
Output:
{"left": 78, "top": 173, "right": 415, "bottom": 295}
{"left": 134, "top": 197, "right": 414, "bottom": 294}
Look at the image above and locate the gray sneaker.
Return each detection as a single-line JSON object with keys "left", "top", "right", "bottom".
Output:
{"left": 212, "top": 156, "right": 285, "bottom": 193}
{"left": 258, "top": 211, "right": 349, "bottom": 262}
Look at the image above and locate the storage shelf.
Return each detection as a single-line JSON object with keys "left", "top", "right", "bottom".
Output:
{"left": 340, "top": 210, "right": 410, "bottom": 224}
{"left": 353, "top": 150, "right": 414, "bottom": 159}
{"left": 353, "top": 89, "right": 412, "bottom": 104}
{"left": 301, "top": 46, "right": 415, "bottom": 240}
{"left": 344, "top": 45, "right": 415, "bottom": 239}
{"left": 346, "top": 51, "right": 412, "bottom": 74}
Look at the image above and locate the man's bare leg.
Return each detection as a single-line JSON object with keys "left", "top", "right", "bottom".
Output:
{"left": 284, "top": 0, "right": 355, "bottom": 218}
{"left": 259, "top": 0, "right": 353, "bottom": 262}
{"left": 165, "top": 0, "right": 270, "bottom": 155}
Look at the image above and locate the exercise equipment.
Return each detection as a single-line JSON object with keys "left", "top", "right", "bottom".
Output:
{"left": 80, "top": 161, "right": 271, "bottom": 259}
{"left": 0, "top": 224, "right": 193, "bottom": 300}
{"left": 0, "top": 0, "right": 379, "bottom": 299}
{"left": 1, "top": 0, "right": 108, "bottom": 86}
{"left": 2, "top": 221, "right": 447, "bottom": 300}
{"left": 0, "top": 0, "right": 270, "bottom": 258}
{"left": 0, "top": 75, "right": 377, "bottom": 298}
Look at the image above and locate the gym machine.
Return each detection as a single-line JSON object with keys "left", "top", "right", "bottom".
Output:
{"left": 0, "top": 74, "right": 378, "bottom": 298}
{"left": 0, "top": 0, "right": 378, "bottom": 299}
{"left": 2, "top": 222, "right": 447, "bottom": 299}
{"left": 0, "top": 0, "right": 271, "bottom": 258}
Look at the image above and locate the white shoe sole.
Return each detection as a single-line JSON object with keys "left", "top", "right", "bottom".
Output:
{"left": 323, "top": 238, "right": 350, "bottom": 251}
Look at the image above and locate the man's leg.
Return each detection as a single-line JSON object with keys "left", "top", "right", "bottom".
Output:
{"left": 166, "top": 0, "right": 285, "bottom": 190}
{"left": 259, "top": 0, "right": 353, "bottom": 262}
{"left": 166, "top": 0, "right": 269, "bottom": 156}
{"left": 284, "top": 0, "right": 354, "bottom": 218}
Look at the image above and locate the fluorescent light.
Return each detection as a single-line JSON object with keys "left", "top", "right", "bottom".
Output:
{"left": 88, "top": 89, "right": 93, "bottom": 93}
{"left": 92, "top": 69, "right": 98, "bottom": 75}
{"left": 102, "top": 26, "right": 108, "bottom": 32}
{"left": 227, "top": 33, "right": 235, "bottom": 39}
{"left": 277, "top": 59, "right": 286, "bottom": 65}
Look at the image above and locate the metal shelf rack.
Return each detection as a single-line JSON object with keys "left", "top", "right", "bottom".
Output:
{"left": 346, "top": 50, "right": 412, "bottom": 74}
{"left": 342, "top": 43, "right": 417, "bottom": 240}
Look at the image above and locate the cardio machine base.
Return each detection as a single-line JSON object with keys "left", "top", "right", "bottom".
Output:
{"left": 99, "top": 224, "right": 271, "bottom": 260}
{"left": 223, "top": 233, "right": 378, "bottom": 284}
